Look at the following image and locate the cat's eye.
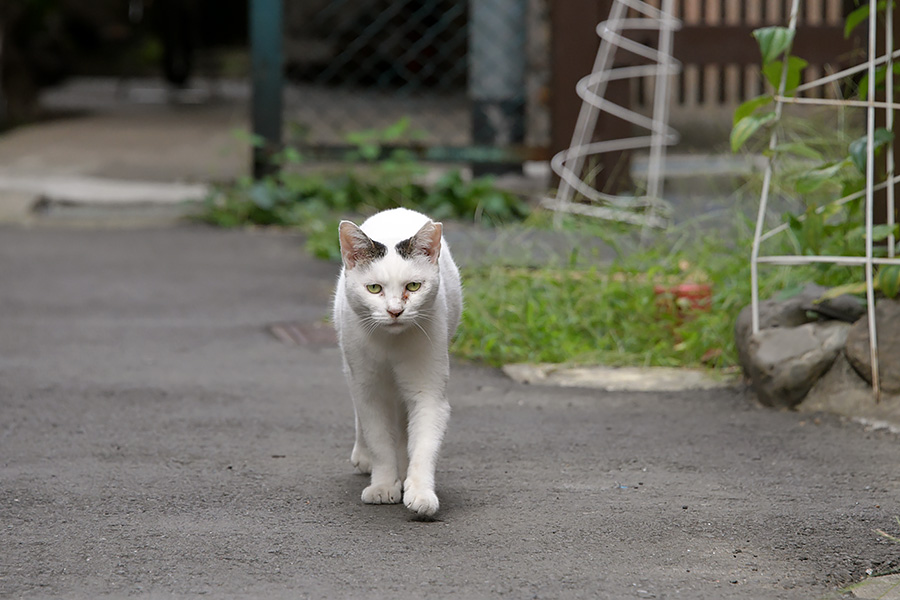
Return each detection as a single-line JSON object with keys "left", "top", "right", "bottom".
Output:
{"left": 366, "top": 283, "right": 382, "bottom": 294}
{"left": 405, "top": 282, "right": 422, "bottom": 292}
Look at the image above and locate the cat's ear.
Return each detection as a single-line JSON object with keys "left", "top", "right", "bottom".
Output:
{"left": 339, "top": 221, "right": 387, "bottom": 269}
{"left": 397, "top": 220, "right": 442, "bottom": 264}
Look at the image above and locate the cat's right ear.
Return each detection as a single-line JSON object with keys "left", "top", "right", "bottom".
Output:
{"left": 339, "top": 221, "right": 387, "bottom": 269}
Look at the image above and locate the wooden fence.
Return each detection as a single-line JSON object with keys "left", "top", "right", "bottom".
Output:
{"left": 647, "top": 0, "right": 855, "bottom": 117}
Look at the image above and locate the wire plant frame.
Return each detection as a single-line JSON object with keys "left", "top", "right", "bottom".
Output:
{"left": 751, "top": 0, "right": 900, "bottom": 400}
{"left": 544, "top": 0, "right": 681, "bottom": 229}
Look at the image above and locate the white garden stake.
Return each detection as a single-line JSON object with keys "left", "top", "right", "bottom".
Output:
{"left": 545, "top": 0, "right": 681, "bottom": 229}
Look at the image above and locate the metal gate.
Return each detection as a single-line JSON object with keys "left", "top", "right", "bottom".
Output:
{"left": 281, "top": 0, "right": 544, "bottom": 163}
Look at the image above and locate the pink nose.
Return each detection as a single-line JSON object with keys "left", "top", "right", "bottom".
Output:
{"left": 387, "top": 308, "right": 404, "bottom": 319}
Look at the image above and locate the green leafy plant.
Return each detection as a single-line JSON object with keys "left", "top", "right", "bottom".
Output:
{"left": 730, "top": 26, "right": 806, "bottom": 153}
{"left": 198, "top": 120, "right": 529, "bottom": 259}
{"left": 731, "top": 10, "right": 900, "bottom": 299}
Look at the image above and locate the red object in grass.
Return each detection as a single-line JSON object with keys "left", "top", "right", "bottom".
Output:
{"left": 653, "top": 283, "right": 713, "bottom": 313}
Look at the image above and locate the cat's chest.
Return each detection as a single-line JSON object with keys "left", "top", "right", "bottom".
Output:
{"left": 344, "top": 327, "right": 435, "bottom": 365}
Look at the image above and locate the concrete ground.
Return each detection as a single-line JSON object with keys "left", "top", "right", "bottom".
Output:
{"left": 1, "top": 225, "right": 899, "bottom": 600}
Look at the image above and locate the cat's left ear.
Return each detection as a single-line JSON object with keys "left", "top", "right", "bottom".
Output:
{"left": 339, "top": 221, "right": 387, "bottom": 270}
{"left": 398, "top": 221, "right": 442, "bottom": 264}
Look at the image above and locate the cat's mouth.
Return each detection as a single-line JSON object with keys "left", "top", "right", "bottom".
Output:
{"left": 382, "top": 319, "right": 410, "bottom": 332}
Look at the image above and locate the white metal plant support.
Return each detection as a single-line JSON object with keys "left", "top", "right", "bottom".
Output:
{"left": 545, "top": 0, "right": 681, "bottom": 229}
{"left": 752, "top": 0, "right": 900, "bottom": 399}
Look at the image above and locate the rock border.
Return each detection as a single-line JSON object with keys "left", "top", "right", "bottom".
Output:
{"left": 735, "top": 287, "right": 900, "bottom": 429}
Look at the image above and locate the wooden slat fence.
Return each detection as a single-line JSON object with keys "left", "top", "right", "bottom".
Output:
{"left": 631, "top": 0, "right": 856, "bottom": 118}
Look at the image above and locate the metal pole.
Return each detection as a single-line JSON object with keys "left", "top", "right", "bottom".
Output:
{"left": 250, "top": 0, "right": 283, "bottom": 179}
{"left": 865, "top": 0, "right": 882, "bottom": 399}
{"left": 888, "top": 0, "right": 897, "bottom": 259}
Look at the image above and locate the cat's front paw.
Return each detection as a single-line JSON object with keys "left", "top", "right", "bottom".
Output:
{"left": 403, "top": 483, "right": 440, "bottom": 516}
{"left": 361, "top": 480, "right": 402, "bottom": 504}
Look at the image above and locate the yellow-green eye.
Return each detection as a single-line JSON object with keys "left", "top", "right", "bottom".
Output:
{"left": 366, "top": 283, "right": 382, "bottom": 294}
{"left": 405, "top": 282, "right": 422, "bottom": 292}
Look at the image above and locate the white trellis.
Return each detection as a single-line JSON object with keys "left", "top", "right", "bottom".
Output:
{"left": 751, "top": 0, "right": 900, "bottom": 399}
{"left": 544, "top": 0, "right": 681, "bottom": 229}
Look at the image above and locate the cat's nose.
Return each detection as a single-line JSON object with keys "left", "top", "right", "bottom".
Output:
{"left": 387, "top": 308, "right": 404, "bottom": 319}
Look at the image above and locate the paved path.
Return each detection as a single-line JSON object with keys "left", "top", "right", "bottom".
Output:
{"left": 1, "top": 225, "right": 898, "bottom": 599}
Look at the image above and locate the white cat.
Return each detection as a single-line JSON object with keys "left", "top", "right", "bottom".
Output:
{"left": 333, "top": 207, "right": 463, "bottom": 517}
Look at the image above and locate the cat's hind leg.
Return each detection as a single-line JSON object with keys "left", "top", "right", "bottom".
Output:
{"left": 351, "top": 373, "right": 404, "bottom": 505}
{"left": 350, "top": 410, "right": 372, "bottom": 474}
{"left": 352, "top": 400, "right": 408, "bottom": 478}
{"left": 396, "top": 403, "right": 409, "bottom": 481}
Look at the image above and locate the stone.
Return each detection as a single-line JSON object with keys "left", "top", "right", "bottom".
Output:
{"left": 501, "top": 363, "right": 737, "bottom": 392}
{"left": 844, "top": 299, "right": 900, "bottom": 394}
{"left": 734, "top": 284, "right": 827, "bottom": 374}
{"left": 801, "top": 352, "right": 900, "bottom": 432}
{"left": 802, "top": 293, "right": 866, "bottom": 323}
{"left": 744, "top": 320, "right": 850, "bottom": 408}
{"left": 847, "top": 573, "right": 900, "bottom": 600}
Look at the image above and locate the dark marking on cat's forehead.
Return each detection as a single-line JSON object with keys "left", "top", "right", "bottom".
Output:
{"left": 362, "top": 240, "right": 388, "bottom": 262}
{"left": 395, "top": 237, "right": 416, "bottom": 260}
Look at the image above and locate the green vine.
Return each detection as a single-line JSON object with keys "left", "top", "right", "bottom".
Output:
{"left": 732, "top": 6, "right": 900, "bottom": 298}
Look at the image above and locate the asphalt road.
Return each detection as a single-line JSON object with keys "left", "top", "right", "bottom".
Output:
{"left": 1, "top": 225, "right": 898, "bottom": 599}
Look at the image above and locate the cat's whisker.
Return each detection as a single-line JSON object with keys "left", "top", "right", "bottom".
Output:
{"left": 417, "top": 312, "right": 439, "bottom": 325}
{"left": 413, "top": 320, "right": 435, "bottom": 349}
{"left": 358, "top": 316, "right": 381, "bottom": 340}
{"left": 415, "top": 313, "right": 442, "bottom": 334}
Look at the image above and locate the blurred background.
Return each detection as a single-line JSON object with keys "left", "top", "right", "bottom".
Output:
{"left": 0, "top": 0, "right": 859, "bottom": 185}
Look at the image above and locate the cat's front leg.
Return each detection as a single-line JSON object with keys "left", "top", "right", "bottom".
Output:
{"left": 401, "top": 391, "right": 450, "bottom": 517}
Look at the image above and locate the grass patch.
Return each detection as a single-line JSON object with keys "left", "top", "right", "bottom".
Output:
{"left": 452, "top": 209, "right": 858, "bottom": 370}
{"left": 453, "top": 265, "right": 686, "bottom": 367}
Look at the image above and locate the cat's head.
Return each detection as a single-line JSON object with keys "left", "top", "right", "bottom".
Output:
{"left": 338, "top": 218, "right": 442, "bottom": 333}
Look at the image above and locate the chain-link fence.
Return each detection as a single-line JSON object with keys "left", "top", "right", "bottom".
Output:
{"left": 281, "top": 0, "right": 549, "bottom": 158}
